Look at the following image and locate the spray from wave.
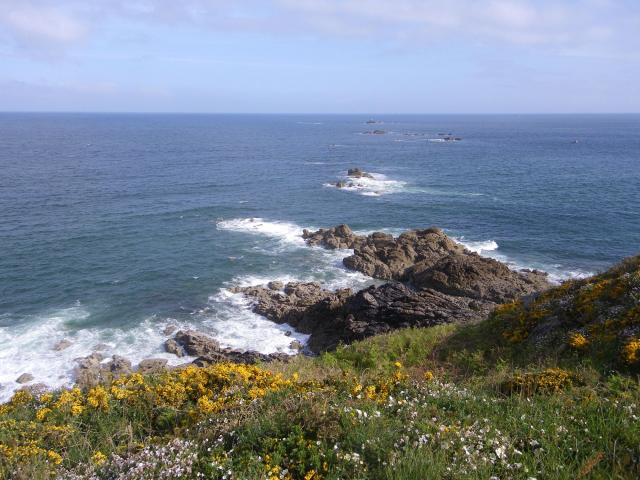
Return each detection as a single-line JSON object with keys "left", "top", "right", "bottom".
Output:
{"left": 0, "top": 306, "right": 190, "bottom": 402}
{"left": 324, "top": 172, "right": 407, "bottom": 197}
{"left": 454, "top": 236, "right": 592, "bottom": 283}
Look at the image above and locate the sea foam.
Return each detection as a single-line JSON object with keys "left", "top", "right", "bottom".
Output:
{"left": 0, "top": 307, "right": 191, "bottom": 402}
{"left": 325, "top": 172, "right": 407, "bottom": 197}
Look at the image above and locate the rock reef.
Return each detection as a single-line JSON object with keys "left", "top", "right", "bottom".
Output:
{"left": 238, "top": 225, "right": 551, "bottom": 352}
{"left": 62, "top": 225, "right": 550, "bottom": 389}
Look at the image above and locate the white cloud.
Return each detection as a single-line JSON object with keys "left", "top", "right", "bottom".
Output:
{"left": 0, "top": 0, "right": 636, "bottom": 57}
{"left": 0, "top": 2, "right": 87, "bottom": 53}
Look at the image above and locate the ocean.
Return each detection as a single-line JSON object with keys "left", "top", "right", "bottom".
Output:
{"left": 1, "top": 113, "right": 638, "bottom": 400}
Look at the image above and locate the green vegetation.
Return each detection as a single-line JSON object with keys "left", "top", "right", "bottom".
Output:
{"left": 1, "top": 256, "right": 640, "bottom": 479}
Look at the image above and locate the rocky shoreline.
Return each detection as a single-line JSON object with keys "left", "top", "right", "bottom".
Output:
{"left": 236, "top": 224, "right": 550, "bottom": 352}
{"left": 15, "top": 223, "right": 552, "bottom": 392}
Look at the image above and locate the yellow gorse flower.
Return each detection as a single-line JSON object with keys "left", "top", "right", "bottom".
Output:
{"left": 91, "top": 450, "right": 107, "bottom": 466}
{"left": 87, "top": 386, "right": 110, "bottom": 411}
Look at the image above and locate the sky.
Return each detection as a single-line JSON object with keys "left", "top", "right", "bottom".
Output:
{"left": 0, "top": 0, "right": 639, "bottom": 113}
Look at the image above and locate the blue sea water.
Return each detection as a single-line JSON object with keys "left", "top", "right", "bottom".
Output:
{"left": 0, "top": 113, "right": 639, "bottom": 398}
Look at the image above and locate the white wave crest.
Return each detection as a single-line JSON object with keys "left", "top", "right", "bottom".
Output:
{"left": 0, "top": 307, "right": 191, "bottom": 402}
{"left": 325, "top": 172, "right": 407, "bottom": 197}
{"left": 454, "top": 235, "right": 592, "bottom": 283}
{"left": 216, "top": 218, "right": 307, "bottom": 247}
{"left": 457, "top": 238, "right": 500, "bottom": 255}
{"left": 204, "top": 289, "right": 309, "bottom": 354}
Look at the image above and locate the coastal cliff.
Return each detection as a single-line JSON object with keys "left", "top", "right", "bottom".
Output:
{"left": 1, "top": 237, "right": 639, "bottom": 479}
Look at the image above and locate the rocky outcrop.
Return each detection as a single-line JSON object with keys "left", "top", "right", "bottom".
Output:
{"left": 232, "top": 282, "right": 353, "bottom": 333}
{"left": 137, "top": 358, "right": 168, "bottom": 375}
{"left": 302, "top": 224, "right": 363, "bottom": 250}
{"left": 235, "top": 225, "right": 551, "bottom": 352}
{"left": 303, "top": 226, "right": 549, "bottom": 303}
{"left": 174, "top": 330, "right": 221, "bottom": 357}
{"left": 237, "top": 281, "right": 491, "bottom": 353}
{"left": 74, "top": 353, "right": 132, "bottom": 389}
{"left": 347, "top": 168, "right": 374, "bottom": 179}
{"left": 409, "top": 254, "right": 549, "bottom": 303}
{"left": 170, "top": 330, "right": 295, "bottom": 365}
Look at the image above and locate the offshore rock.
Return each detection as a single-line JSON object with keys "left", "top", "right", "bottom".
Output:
{"left": 302, "top": 225, "right": 363, "bottom": 250}
{"left": 304, "top": 225, "right": 550, "bottom": 303}
{"left": 347, "top": 168, "right": 374, "bottom": 179}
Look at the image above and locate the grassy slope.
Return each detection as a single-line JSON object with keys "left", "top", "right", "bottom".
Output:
{"left": 1, "top": 257, "right": 639, "bottom": 479}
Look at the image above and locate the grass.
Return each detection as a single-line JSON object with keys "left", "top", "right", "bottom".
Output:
{"left": 1, "top": 256, "right": 640, "bottom": 479}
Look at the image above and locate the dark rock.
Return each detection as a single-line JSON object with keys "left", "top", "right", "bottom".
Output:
{"left": 306, "top": 282, "right": 491, "bottom": 352}
{"left": 53, "top": 339, "right": 72, "bottom": 351}
{"left": 164, "top": 338, "right": 184, "bottom": 357}
{"left": 333, "top": 226, "right": 550, "bottom": 302}
{"left": 347, "top": 168, "right": 374, "bottom": 179}
{"left": 192, "top": 349, "right": 291, "bottom": 367}
{"left": 267, "top": 281, "right": 284, "bottom": 291}
{"left": 16, "top": 373, "right": 34, "bottom": 384}
{"left": 234, "top": 225, "right": 552, "bottom": 353}
{"left": 174, "top": 330, "right": 221, "bottom": 356}
{"left": 289, "top": 340, "right": 303, "bottom": 351}
{"left": 335, "top": 181, "right": 347, "bottom": 188}
{"left": 237, "top": 281, "right": 490, "bottom": 353}
{"left": 233, "top": 281, "right": 352, "bottom": 330}
{"left": 411, "top": 254, "right": 550, "bottom": 303}
{"left": 137, "top": 358, "right": 168, "bottom": 374}
{"left": 302, "top": 224, "right": 363, "bottom": 250}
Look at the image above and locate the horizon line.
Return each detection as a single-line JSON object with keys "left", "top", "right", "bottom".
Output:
{"left": 1, "top": 111, "right": 639, "bottom": 116}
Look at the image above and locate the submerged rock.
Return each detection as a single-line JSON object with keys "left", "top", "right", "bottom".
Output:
{"left": 53, "top": 339, "right": 73, "bottom": 351}
{"left": 16, "top": 373, "right": 34, "bottom": 384}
